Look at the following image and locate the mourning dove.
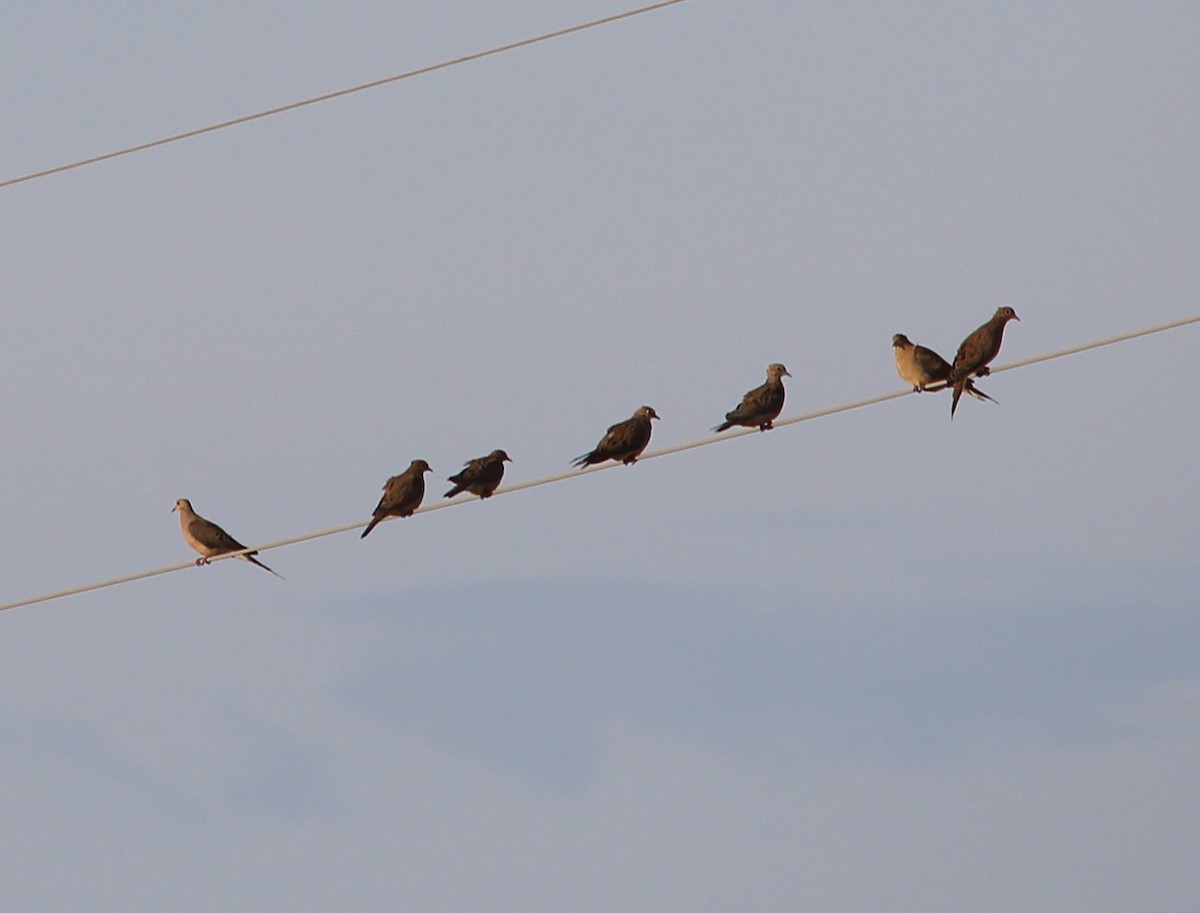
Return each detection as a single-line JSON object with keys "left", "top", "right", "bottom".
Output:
{"left": 572, "top": 406, "right": 659, "bottom": 467}
{"left": 950, "top": 307, "right": 1020, "bottom": 417}
{"left": 361, "top": 459, "right": 432, "bottom": 539}
{"left": 892, "top": 334, "right": 996, "bottom": 403}
{"left": 444, "top": 449, "right": 512, "bottom": 499}
{"left": 713, "top": 363, "right": 791, "bottom": 432}
{"left": 173, "top": 498, "right": 282, "bottom": 578}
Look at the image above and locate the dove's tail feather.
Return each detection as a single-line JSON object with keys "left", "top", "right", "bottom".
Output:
{"left": 444, "top": 485, "right": 466, "bottom": 499}
{"left": 712, "top": 421, "right": 733, "bottom": 433}
{"left": 964, "top": 381, "right": 997, "bottom": 405}
{"left": 360, "top": 516, "right": 382, "bottom": 539}
{"left": 950, "top": 380, "right": 965, "bottom": 418}
{"left": 244, "top": 553, "right": 284, "bottom": 579}
{"left": 572, "top": 451, "right": 599, "bottom": 468}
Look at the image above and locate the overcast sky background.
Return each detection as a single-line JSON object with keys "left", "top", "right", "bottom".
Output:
{"left": 2, "top": 1, "right": 1198, "bottom": 910}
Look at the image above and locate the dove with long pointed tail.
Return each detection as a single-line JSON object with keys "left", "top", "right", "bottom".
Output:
{"left": 173, "top": 498, "right": 283, "bottom": 578}
{"left": 949, "top": 307, "right": 1019, "bottom": 417}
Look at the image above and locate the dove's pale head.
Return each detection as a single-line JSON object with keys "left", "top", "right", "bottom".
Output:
{"left": 892, "top": 334, "right": 913, "bottom": 348}
{"left": 172, "top": 498, "right": 193, "bottom": 514}
{"left": 488, "top": 449, "right": 512, "bottom": 463}
{"left": 635, "top": 406, "right": 660, "bottom": 421}
{"left": 766, "top": 363, "right": 791, "bottom": 380}
{"left": 410, "top": 459, "right": 433, "bottom": 474}
{"left": 994, "top": 306, "right": 1020, "bottom": 323}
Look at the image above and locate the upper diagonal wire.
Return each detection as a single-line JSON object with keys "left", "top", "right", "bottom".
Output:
{"left": 0, "top": 0, "right": 692, "bottom": 190}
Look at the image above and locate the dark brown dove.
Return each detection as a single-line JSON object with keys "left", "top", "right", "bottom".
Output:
{"left": 361, "top": 459, "right": 432, "bottom": 539}
{"left": 444, "top": 449, "right": 512, "bottom": 499}
{"left": 713, "top": 363, "right": 791, "bottom": 432}
{"left": 949, "top": 307, "right": 1020, "bottom": 417}
{"left": 892, "top": 334, "right": 995, "bottom": 403}
{"left": 572, "top": 406, "right": 659, "bottom": 467}
{"left": 173, "top": 498, "right": 282, "bottom": 578}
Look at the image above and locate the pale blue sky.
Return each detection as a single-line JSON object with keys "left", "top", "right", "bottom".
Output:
{"left": 2, "top": 2, "right": 1198, "bottom": 910}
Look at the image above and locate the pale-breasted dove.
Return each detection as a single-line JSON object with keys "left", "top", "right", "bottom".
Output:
{"left": 173, "top": 498, "right": 282, "bottom": 578}
{"left": 572, "top": 406, "right": 659, "bottom": 467}
{"left": 361, "top": 459, "right": 432, "bottom": 539}
{"left": 444, "top": 449, "right": 512, "bottom": 499}
{"left": 950, "top": 307, "right": 1020, "bottom": 417}
{"left": 892, "top": 334, "right": 995, "bottom": 403}
{"left": 713, "top": 363, "right": 791, "bottom": 432}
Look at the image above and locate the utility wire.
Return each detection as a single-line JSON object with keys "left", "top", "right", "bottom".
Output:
{"left": 2, "top": 314, "right": 1196, "bottom": 615}
{"left": 0, "top": 0, "right": 692, "bottom": 191}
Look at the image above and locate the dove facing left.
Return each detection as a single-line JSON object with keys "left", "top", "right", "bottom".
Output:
{"left": 892, "top": 334, "right": 995, "bottom": 403}
{"left": 173, "top": 498, "right": 282, "bottom": 578}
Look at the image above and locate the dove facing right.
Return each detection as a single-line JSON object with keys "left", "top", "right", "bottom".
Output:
{"left": 713, "top": 363, "right": 791, "bottom": 432}
{"left": 949, "top": 307, "right": 1019, "bottom": 417}
{"left": 572, "top": 406, "right": 659, "bottom": 468}
{"left": 444, "top": 449, "right": 511, "bottom": 500}
{"left": 361, "top": 459, "right": 432, "bottom": 539}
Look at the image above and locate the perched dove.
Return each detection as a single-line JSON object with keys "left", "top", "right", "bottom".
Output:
{"left": 949, "top": 307, "right": 1020, "bottom": 417}
{"left": 892, "top": 334, "right": 996, "bottom": 403}
{"left": 444, "top": 449, "right": 512, "bottom": 499}
{"left": 173, "top": 498, "right": 282, "bottom": 578}
{"left": 572, "top": 406, "right": 659, "bottom": 467}
{"left": 361, "top": 459, "right": 432, "bottom": 539}
{"left": 713, "top": 363, "right": 791, "bottom": 432}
